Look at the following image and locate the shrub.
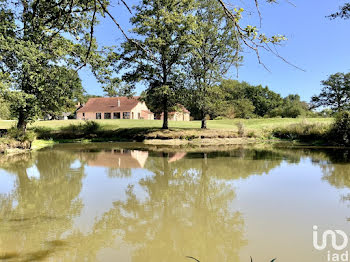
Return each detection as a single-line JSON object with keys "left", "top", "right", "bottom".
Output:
{"left": 236, "top": 122, "right": 245, "bottom": 137}
{"left": 247, "top": 131, "right": 256, "bottom": 138}
{"left": 214, "top": 116, "right": 227, "bottom": 120}
{"left": 329, "top": 111, "right": 350, "bottom": 146}
{"left": 7, "top": 127, "right": 36, "bottom": 143}
{"left": 6, "top": 127, "right": 36, "bottom": 149}
{"left": 60, "top": 121, "right": 101, "bottom": 135}
{"left": 272, "top": 122, "right": 329, "bottom": 142}
{"left": 83, "top": 121, "right": 100, "bottom": 133}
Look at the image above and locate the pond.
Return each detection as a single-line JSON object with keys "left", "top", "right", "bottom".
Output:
{"left": 0, "top": 143, "right": 350, "bottom": 262}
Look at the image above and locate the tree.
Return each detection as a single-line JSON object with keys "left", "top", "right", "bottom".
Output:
{"left": 186, "top": 0, "right": 240, "bottom": 128}
{"left": 329, "top": 3, "right": 350, "bottom": 19}
{"left": 0, "top": 95, "right": 10, "bottom": 119}
{"left": 269, "top": 94, "right": 310, "bottom": 118}
{"left": 311, "top": 73, "right": 350, "bottom": 112}
{"left": 117, "top": 0, "right": 197, "bottom": 129}
{"left": 103, "top": 79, "right": 135, "bottom": 97}
{"left": 219, "top": 80, "right": 283, "bottom": 118}
{"left": 0, "top": 0, "right": 114, "bottom": 131}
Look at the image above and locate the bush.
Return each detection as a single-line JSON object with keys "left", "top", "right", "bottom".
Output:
{"left": 7, "top": 127, "right": 36, "bottom": 143}
{"left": 236, "top": 122, "right": 245, "bottom": 137}
{"left": 6, "top": 127, "right": 36, "bottom": 149}
{"left": 214, "top": 116, "right": 227, "bottom": 120}
{"left": 61, "top": 121, "right": 101, "bottom": 135}
{"left": 272, "top": 122, "right": 329, "bottom": 141}
{"left": 247, "top": 131, "right": 256, "bottom": 138}
{"left": 83, "top": 121, "right": 100, "bottom": 133}
{"left": 329, "top": 111, "right": 350, "bottom": 146}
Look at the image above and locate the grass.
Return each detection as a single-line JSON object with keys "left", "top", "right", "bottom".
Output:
{"left": 0, "top": 118, "right": 334, "bottom": 131}
{"left": 0, "top": 118, "right": 336, "bottom": 151}
{"left": 31, "top": 140, "right": 57, "bottom": 150}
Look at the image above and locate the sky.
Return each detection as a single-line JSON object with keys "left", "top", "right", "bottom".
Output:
{"left": 79, "top": 0, "right": 350, "bottom": 102}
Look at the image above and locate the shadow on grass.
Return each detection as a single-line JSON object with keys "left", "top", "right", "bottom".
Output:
{"left": 34, "top": 126, "right": 163, "bottom": 142}
{"left": 33, "top": 122, "right": 240, "bottom": 142}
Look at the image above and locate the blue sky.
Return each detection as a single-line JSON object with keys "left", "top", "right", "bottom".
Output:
{"left": 79, "top": 0, "right": 350, "bottom": 102}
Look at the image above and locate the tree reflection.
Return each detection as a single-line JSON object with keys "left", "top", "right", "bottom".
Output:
{"left": 0, "top": 150, "right": 85, "bottom": 261}
{"left": 75, "top": 150, "right": 283, "bottom": 262}
{"left": 0, "top": 146, "right": 286, "bottom": 261}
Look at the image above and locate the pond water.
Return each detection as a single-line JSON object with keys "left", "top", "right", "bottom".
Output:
{"left": 0, "top": 143, "right": 350, "bottom": 262}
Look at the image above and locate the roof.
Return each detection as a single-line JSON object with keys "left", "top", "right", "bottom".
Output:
{"left": 77, "top": 97, "right": 141, "bottom": 113}
{"left": 162, "top": 104, "right": 190, "bottom": 115}
{"left": 141, "top": 110, "right": 154, "bottom": 114}
{"left": 176, "top": 104, "right": 190, "bottom": 113}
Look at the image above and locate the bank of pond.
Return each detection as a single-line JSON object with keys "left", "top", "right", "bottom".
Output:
{"left": 0, "top": 113, "right": 349, "bottom": 154}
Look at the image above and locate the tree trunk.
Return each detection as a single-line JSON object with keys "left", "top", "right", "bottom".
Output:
{"left": 17, "top": 110, "right": 27, "bottom": 132}
{"left": 201, "top": 111, "right": 207, "bottom": 129}
{"left": 162, "top": 97, "right": 168, "bottom": 129}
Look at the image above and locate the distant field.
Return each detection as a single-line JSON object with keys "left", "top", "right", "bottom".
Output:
{"left": 0, "top": 118, "right": 334, "bottom": 131}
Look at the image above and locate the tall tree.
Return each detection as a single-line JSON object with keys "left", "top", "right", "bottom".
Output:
{"left": 0, "top": 0, "right": 115, "bottom": 131}
{"left": 220, "top": 80, "right": 283, "bottom": 118}
{"left": 117, "top": 0, "right": 197, "bottom": 129}
{"left": 187, "top": 0, "right": 240, "bottom": 129}
{"left": 311, "top": 73, "right": 350, "bottom": 112}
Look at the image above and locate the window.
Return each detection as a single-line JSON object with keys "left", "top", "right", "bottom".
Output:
{"left": 138, "top": 113, "right": 141, "bottom": 119}
{"left": 82, "top": 113, "right": 85, "bottom": 117}
{"left": 123, "top": 112, "right": 130, "bottom": 119}
{"left": 104, "top": 112, "right": 111, "bottom": 119}
{"left": 113, "top": 112, "right": 121, "bottom": 119}
{"left": 96, "top": 113, "right": 101, "bottom": 119}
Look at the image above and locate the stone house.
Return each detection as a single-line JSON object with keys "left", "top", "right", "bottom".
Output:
{"left": 76, "top": 97, "right": 154, "bottom": 120}
{"left": 159, "top": 104, "right": 190, "bottom": 121}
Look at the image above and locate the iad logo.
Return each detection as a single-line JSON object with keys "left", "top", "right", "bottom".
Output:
{"left": 313, "top": 225, "right": 349, "bottom": 261}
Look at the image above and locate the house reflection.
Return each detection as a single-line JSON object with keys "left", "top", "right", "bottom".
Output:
{"left": 81, "top": 149, "right": 149, "bottom": 168}
{"left": 168, "top": 152, "right": 187, "bottom": 163}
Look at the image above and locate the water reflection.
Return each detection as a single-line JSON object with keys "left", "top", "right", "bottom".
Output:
{"left": 0, "top": 150, "right": 84, "bottom": 261}
{"left": 0, "top": 145, "right": 350, "bottom": 261}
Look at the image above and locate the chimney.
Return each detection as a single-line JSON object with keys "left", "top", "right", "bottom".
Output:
{"left": 117, "top": 99, "right": 120, "bottom": 107}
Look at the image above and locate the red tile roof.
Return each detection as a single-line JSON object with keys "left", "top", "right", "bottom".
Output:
{"left": 141, "top": 110, "right": 153, "bottom": 114}
{"left": 77, "top": 97, "right": 141, "bottom": 113}
{"left": 176, "top": 104, "right": 190, "bottom": 113}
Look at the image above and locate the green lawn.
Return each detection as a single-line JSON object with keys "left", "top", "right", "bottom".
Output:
{"left": 0, "top": 118, "right": 334, "bottom": 131}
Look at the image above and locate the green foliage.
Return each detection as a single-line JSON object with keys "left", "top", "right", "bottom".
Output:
{"left": 0, "top": 95, "right": 10, "bottom": 119}
{"left": 269, "top": 95, "right": 310, "bottom": 118}
{"left": 186, "top": 0, "right": 241, "bottom": 127}
{"left": 117, "top": 0, "right": 197, "bottom": 129}
{"left": 232, "top": 99, "right": 256, "bottom": 119}
{"left": 311, "top": 73, "right": 350, "bottom": 112}
{"left": 272, "top": 122, "right": 330, "bottom": 141}
{"left": 196, "top": 80, "right": 310, "bottom": 119}
{"left": 6, "top": 126, "right": 36, "bottom": 149}
{"left": 0, "top": 0, "right": 113, "bottom": 130}
{"left": 61, "top": 121, "right": 101, "bottom": 135}
{"left": 329, "top": 111, "right": 350, "bottom": 146}
{"left": 235, "top": 122, "right": 245, "bottom": 137}
{"left": 79, "top": 94, "right": 102, "bottom": 104}
{"left": 219, "top": 80, "right": 284, "bottom": 118}
{"left": 83, "top": 121, "right": 101, "bottom": 134}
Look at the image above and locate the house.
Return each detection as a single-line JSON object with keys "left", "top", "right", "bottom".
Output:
{"left": 81, "top": 149, "right": 149, "bottom": 169}
{"left": 159, "top": 104, "right": 190, "bottom": 121}
{"left": 76, "top": 97, "right": 154, "bottom": 120}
